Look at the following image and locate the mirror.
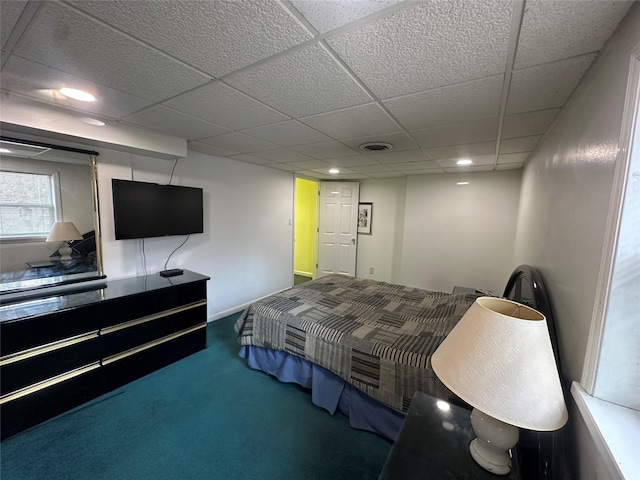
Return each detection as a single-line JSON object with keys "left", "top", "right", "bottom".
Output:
{"left": 0, "top": 138, "right": 104, "bottom": 301}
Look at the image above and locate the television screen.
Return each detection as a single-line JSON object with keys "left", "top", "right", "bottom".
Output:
{"left": 112, "top": 179, "right": 204, "bottom": 240}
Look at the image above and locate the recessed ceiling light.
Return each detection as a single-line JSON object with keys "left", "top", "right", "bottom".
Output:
{"left": 457, "top": 181, "right": 470, "bottom": 185}
{"left": 456, "top": 159, "right": 473, "bottom": 166}
{"left": 59, "top": 88, "right": 96, "bottom": 102}
{"left": 0, "top": 148, "right": 12, "bottom": 153}
{"left": 80, "top": 117, "right": 105, "bottom": 126}
{"left": 329, "top": 168, "right": 340, "bottom": 174}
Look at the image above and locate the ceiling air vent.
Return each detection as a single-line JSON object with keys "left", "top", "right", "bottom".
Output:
{"left": 359, "top": 142, "right": 393, "bottom": 153}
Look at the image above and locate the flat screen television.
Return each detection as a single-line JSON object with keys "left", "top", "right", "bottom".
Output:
{"left": 112, "top": 179, "right": 204, "bottom": 240}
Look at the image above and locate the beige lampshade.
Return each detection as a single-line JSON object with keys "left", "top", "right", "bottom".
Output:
{"left": 46, "top": 221, "right": 83, "bottom": 242}
{"left": 431, "top": 297, "right": 568, "bottom": 431}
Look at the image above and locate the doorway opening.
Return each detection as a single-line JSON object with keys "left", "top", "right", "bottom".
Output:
{"left": 294, "top": 177, "right": 318, "bottom": 285}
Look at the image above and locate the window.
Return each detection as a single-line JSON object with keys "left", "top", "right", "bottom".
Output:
{"left": 0, "top": 170, "right": 58, "bottom": 239}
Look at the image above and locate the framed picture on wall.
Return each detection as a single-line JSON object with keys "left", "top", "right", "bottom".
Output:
{"left": 358, "top": 202, "right": 373, "bottom": 235}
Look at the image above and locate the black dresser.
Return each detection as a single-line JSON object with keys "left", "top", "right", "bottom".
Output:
{"left": 0, "top": 270, "right": 209, "bottom": 440}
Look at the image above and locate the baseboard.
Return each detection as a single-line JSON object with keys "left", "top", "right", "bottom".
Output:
{"left": 207, "top": 286, "right": 292, "bottom": 322}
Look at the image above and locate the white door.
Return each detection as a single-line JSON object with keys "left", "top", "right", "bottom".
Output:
{"left": 317, "top": 182, "right": 359, "bottom": 277}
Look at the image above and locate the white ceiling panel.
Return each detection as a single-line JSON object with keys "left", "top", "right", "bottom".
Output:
{"left": 514, "top": 0, "right": 633, "bottom": 69}
{"left": 199, "top": 132, "right": 280, "bottom": 155}
{"left": 507, "top": 54, "right": 596, "bottom": 114}
{"left": 0, "top": 0, "right": 631, "bottom": 180}
{"left": 412, "top": 118, "right": 499, "bottom": 149}
{"left": 226, "top": 43, "right": 372, "bottom": 118}
{"left": 498, "top": 153, "right": 530, "bottom": 165}
{"left": 242, "top": 120, "right": 330, "bottom": 146}
{"left": 253, "top": 148, "right": 314, "bottom": 163}
{"left": 0, "top": 1, "right": 27, "bottom": 48}
{"left": 290, "top": 141, "right": 359, "bottom": 159}
{"left": 71, "top": 0, "right": 312, "bottom": 77}
{"left": 496, "top": 162, "right": 525, "bottom": 171}
{"left": 384, "top": 76, "right": 503, "bottom": 131}
{"left": 390, "top": 160, "right": 442, "bottom": 171}
{"left": 499, "top": 136, "right": 541, "bottom": 154}
{"left": 328, "top": 156, "right": 381, "bottom": 168}
{"left": 123, "top": 106, "right": 231, "bottom": 141}
{"left": 361, "top": 149, "right": 431, "bottom": 164}
{"left": 300, "top": 103, "right": 400, "bottom": 139}
{"left": 165, "top": 82, "right": 288, "bottom": 131}
{"left": 425, "top": 142, "right": 497, "bottom": 160}
{"left": 327, "top": 0, "right": 512, "bottom": 99}
{"left": 2, "top": 55, "right": 152, "bottom": 118}
{"left": 443, "top": 165, "right": 494, "bottom": 173}
{"left": 502, "top": 109, "right": 560, "bottom": 139}
{"left": 290, "top": 0, "right": 402, "bottom": 33}
{"left": 12, "top": 2, "right": 210, "bottom": 102}
{"left": 285, "top": 159, "right": 335, "bottom": 170}
{"left": 188, "top": 141, "right": 238, "bottom": 158}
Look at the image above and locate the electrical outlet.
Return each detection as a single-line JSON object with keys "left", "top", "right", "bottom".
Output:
{"left": 369, "top": 267, "right": 374, "bottom": 274}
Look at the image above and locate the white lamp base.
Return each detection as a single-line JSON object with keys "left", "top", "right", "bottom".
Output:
{"left": 469, "top": 408, "right": 519, "bottom": 475}
{"left": 58, "top": 244, "right": 73, "bottom": 262}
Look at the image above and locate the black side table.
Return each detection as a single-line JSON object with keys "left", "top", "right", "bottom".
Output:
{"left": 379, "top": 391, "right": 521, "bottom": 480}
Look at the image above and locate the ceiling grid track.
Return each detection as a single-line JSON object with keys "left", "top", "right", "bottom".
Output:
{"left": 493, "top": 0, "right": 527, "bottom": 171}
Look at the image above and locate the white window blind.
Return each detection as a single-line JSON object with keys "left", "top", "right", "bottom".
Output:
{"left": 0, "top": 171, "right": 57, "bottom": 239}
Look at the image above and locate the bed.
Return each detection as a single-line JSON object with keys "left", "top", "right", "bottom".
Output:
{"left": 235, "top": 265, "right": 564, "bottom": 478}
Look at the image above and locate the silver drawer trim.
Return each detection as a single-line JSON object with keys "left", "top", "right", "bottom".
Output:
{"left": 100, "top": 300, "right": 207, "bottom": 335}
{"left": 0, "top": 331, "right": 100, "bottom": 366}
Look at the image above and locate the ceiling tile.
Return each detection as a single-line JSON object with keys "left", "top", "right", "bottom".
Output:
{"left": 328, "top": 156, "right": 380, "bottom": 168}
{"left": 425, "top": 141, "right": 496, "bottom": 160}
{"left": 286, "top": 159, "right": 334, "bottom": 169}
{"left": 496, "top": 163, "right": 524, "bottom": 171}
{"left": 164, "top": 82, "right": 288, "bottom": 130}
{"left": 498, "top": 153, "right": 530, "bottom": 164}
{"left": 507, "top": 54, "right": 596, "bottom": 114}
{"left": 367, "top": 171, "right": 407, "bottom": 178}
{"left": 1, "top": 55, "right": 152, "bottom": 118}
{"left": 226, "top": 43, "right": 372, "bottom": 118}
{"left": 299, "top": 103, "right": 400, "bottom": 139}
{"left": 269, "top": 163, "right": 301, "bottom": 172}
{"left": 199, "top": 132, "right": 280, "bottom": 155}
{"left": 367, "top": 149, "right": 431, "bottom": 164}
{"left": 389, "top": 160, "right": 441, "bottom": 171}
{"left": 514, "top": 0, "right": 632, "bottom": 69}
{"left": 384, "top": 75, "right": 503, "bottom": 130}
{"left": 253, "top": 148, "right": 314, "bottom": 163}
{"left": 290, "top": 141, "right": 359, "bottom": 159}
{"left": 296, "top": 170, "right": 334, "bottom": 179}
{"left": 341, "top": 131, "right": 419, "bottom": 153}
{"left": 327, "top": 0, "right": 512, "bottom": 99}
{"left": 1, "top": 1, "right": 27, "bottom": 48}
{"left": 188, "top": 141, "right": 237, "bottom": 158}
{"left": 499, "top": 136, "right": 541, "bottom": 154}
{"left": 123, "top": 105, "right": 231, "bottom": 140}
{"left": 290, "top": 0, "right": 401, "bottom": 33}
{"left": 502, "top": 109, "right": 560, "bottom": 139}
{"left": 12, "top": 2, "right": 210, "bottom": 102}
{"left": 348, "top": 164, "right": 397, "bottom": 173}
{"left": 241, "top": 120, "right": 330, "bottom": 147}
{"left": 412, "top": 118, "right": 499, "bottom": 149}
{"left": 71, "top": 0, "right": 312, "bottom": 77}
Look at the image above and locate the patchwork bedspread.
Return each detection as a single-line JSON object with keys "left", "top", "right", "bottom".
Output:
{"left": 235, "top": 275, "right": 478, "bottom": 413}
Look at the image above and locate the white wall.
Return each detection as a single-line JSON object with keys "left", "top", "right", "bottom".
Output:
{"left": 96, "top": 147, "right": 294, "bottom": 321}
{"left": 513, "top": 5, "right": 640, "bottom": 479}
{"left": 398, "top": 170, "right": 522, "bottom": 295}
{"left": 355, "top": 177, "right": 406, "bottom": 283}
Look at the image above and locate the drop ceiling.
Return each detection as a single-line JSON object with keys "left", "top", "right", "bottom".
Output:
{"left": 0, "top": 0, "right": 633, "bottom": 180}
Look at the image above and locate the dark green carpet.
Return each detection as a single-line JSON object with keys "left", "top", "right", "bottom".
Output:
{"left": 0, "top": 313, "right": 391, "bottom": 479}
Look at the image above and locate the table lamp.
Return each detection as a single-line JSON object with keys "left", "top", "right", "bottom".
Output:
{"left": 46, "top": 221, "right": 83, "bottom": 261}
{"left": 431, "top": 296, "right": 568, "bottom": 475}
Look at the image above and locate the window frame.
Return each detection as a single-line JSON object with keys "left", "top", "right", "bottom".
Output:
{"left": 0, "top": 162, "right": 62, "bottom": 243}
